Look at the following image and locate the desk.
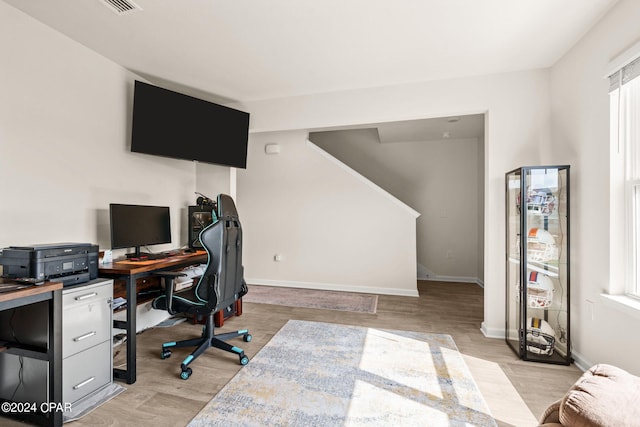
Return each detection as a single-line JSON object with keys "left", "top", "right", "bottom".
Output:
{"left": 99, "top": 251, "right": 208, "bottom": 384}
{"left": 0, "top": 279, "right": 63, "bottom": 427}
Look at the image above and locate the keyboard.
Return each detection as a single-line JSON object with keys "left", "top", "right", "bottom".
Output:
{"left": 143, "top": 253, "right": 169, "bottom": 260}
{"left": 126, "top": 252, "right": 169, "bottom": 261}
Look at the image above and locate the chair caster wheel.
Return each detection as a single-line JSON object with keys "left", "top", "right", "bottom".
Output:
{"left": 243, "top": 334, "right": 252, "bottom": 342}
{"left": 180, "top": 367, "right": 192, "bottom": 380}
{"left": 240, "top": 355, "right": 249, "bottom": 366}
{"left": 161, "top": 349, "right": 172, "bottom": 359}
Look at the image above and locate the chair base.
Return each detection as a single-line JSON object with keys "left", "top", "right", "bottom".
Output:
{"left": 189, "top": 300, "right": 243, "bottom": 327}
{"left": 160, "top": 313, "right": 251, "bottom": 380}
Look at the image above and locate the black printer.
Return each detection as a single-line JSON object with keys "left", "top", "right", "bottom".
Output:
{"left": 0, "top": 242, "right": 98, "bottom": 286}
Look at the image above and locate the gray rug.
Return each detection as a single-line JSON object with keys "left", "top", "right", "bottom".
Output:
{"left": 189, "top": 320, "right": 496, "bottom": 426}
{"left": 242, "top": 285, "right": 378, "bottom": 313}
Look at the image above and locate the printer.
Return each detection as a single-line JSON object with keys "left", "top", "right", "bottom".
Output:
{"left": 0, "top": 242, "right": 98, "bottom": 286}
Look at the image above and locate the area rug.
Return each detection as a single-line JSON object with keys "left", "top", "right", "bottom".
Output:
{"left": 188, "top": 320, "right": 496, "bottom": 426}
{"left": 242, "top": 285, "right": 378, "bottom": 314}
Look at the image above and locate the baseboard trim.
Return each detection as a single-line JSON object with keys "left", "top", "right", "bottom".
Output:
{"left": 417, "top": 264, "right": 484, "bottom": 287}
{"left": 570, "top": 350, "right": 591, "bottom": 372}
{"left": 422, "top": 275, "right": 485, "bottom": 287}
{"left": 480, "top": 322, "right": 504, "bottom": 339}
{"left": 417, "top": 263, "right": 432, "bottom": 280}
{"left": 247, "top": 278, "right": 420, "bottom": 297}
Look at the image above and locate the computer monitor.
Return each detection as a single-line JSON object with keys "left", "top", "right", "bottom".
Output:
{"left": 109, "top": 203, "right": 171, "bottom": 259}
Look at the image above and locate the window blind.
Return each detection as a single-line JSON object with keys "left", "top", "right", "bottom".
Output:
{"left": 610, "top": 56, "right": 640, "bottom": 92}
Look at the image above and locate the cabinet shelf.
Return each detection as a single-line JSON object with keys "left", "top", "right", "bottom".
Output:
{"left": 0, "top": 342, "right": 49, "bottom": 361}
{"left": 507, "top": 257, "right": 560, "bottom": 278}
{"left": 505, "top": 165, "right": 571, "bottom": 365}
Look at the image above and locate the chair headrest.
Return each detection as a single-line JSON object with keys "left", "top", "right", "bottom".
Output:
{"left": 216, "top": 194, "right": 239, "bottom": 220}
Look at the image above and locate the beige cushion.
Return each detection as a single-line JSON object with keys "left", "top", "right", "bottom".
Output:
{"left": 558, "top": 364, "right": 640, "bottom": 427}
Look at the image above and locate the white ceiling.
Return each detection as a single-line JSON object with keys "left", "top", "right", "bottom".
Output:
{"left": 3, "top": 0, "right": 618, "bottom": 104}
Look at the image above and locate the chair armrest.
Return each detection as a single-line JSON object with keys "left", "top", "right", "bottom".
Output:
{"left": 539, "top": 399, "right": 561, "bottom": 425}
{"left": 156, "top": 271, "right": 187, "bottom": 315}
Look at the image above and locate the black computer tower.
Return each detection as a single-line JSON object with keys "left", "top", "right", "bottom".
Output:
{"left": 188, "top": 205, "right": 214, "bottom": 249}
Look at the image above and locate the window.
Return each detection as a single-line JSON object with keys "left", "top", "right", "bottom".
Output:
{"left": 610, "top": 57, "right": 640, "bottom": 298}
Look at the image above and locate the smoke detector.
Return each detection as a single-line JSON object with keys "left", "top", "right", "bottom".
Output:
{"left": 100, "top": 0, "right": 142, "bottom": 15}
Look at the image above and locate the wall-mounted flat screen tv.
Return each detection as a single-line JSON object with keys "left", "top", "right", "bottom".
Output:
{"left": 131, "top": 80, "right": 249, "bottom": 168}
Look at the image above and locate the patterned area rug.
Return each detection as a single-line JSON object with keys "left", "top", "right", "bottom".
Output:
{"left": 242, "top": 285, "right": 378, "bottom": 314}
{"left": 188, "top": 320, "right": 497, "bottom": 426}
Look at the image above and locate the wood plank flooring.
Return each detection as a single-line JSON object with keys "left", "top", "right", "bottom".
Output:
{"left": 8, "top": 281, "right": 583, "bottom": 426}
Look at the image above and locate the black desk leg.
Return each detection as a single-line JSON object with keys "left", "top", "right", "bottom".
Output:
{"left": 126, "top": 275, "right": 136, "bottom": 384}
{"left": 48, "top": 290, "right": 62, "bottom": 427}
{"left": 113, "top": 276, "right": 136, "bottom": 384}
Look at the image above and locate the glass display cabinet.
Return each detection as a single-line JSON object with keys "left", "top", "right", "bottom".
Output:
{"left": 505, "top": 165, "right": 571, "bottom": 365}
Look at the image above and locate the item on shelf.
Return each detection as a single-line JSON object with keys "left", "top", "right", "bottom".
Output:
{"left": 527, "top": 228, "right": 558, "bottom": 262}
{"left": 174, "top": 277, "right": 195, "bottom": 291}
{"left": 182, "top": 264, "right": 206, "bottom": 278}
{"left": 515, "top": 271, "right": 556, "bottom": 309}
{"left": 112, "top": 297, "right": 127, "bottom": 310}
{"left": 527, "top": 271, "right": 555, "bottom": 308}
{"left": 516, "top": 186, "right": 557, "bottom": 216}
{"left": 525, "top": 317, "right": 556, "bottom": 356}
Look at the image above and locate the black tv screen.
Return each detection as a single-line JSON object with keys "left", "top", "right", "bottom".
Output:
{"left": 131, "top": 81, "right": 249, "bottom": 168}
{"left": 109, "top": 204, "right": 171, "bottom": 255}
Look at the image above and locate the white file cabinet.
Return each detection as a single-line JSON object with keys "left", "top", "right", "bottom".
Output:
{"left": 62, "top": 278, "right": 113, "bottom": 404}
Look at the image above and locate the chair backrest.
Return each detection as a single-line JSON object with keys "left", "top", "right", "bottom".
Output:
{"left": 195, "top": 194, "right": 245, "bottom": 313}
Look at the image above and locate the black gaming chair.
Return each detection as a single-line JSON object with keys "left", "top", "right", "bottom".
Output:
{"left": 152, "top": 194, "right": 251, "bottom": 380}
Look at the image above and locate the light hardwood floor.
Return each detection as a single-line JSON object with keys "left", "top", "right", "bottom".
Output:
{"left": 24, "top": 281, "right": 586, "bottom": 426}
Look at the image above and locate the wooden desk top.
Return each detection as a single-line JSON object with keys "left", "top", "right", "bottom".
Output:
{"left": 98, "top": 250, "right": 208, "bottom": 275}
{"left": 0, "top": 279, "right": 63, "bottom": 304}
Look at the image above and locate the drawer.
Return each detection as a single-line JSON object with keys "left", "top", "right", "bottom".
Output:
{"left": 63, "top": 340, "right": 112, "bottom": 404}
{"left": 63, "top": 296, "right": 112, "bottom": 358}
{"left": 63, "top": 280, "right": 113, "bottom": 309}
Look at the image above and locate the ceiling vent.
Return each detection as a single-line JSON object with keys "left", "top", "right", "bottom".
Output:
{"left": 100, "top": 0, "right": 142, "bottom": 15}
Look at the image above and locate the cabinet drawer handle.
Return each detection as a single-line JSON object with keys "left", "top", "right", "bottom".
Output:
{"left": 73, "top": 376, "right": 95, "bottom": 390}
{"left": 75, "top": 292, "right": 98, "bottom": 301}
{"left": 73, "top": 331, "right": 97, "bottom": 342}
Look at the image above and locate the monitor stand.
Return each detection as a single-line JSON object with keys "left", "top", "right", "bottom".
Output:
{"left": 125, "top": 247, "right": 167, "bottom": 260}
{"left": 125, "top": 246, "right": 144, "bottom": 260}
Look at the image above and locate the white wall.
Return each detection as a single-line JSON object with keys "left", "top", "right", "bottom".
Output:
{"left": 232, "top": 69, "right": 551, "bottom": 335}
{"left": 310, "top": 130, "right": 482, "bottom": 283}
{"left": 237, "top": 131, "right": 419, "bottom": 296}
{"left": 549, "top": 0, "right": 640, "bottom": 373}
{"left": 477, "top": 135, "right": 485, "bottom": 284}
{"left": 196, "top": 163, "right": 233, "bottom": 200}
{"left": 0, "top": 3, "right": 229, "bottom": 255}
{"left": 0, "top": 3, "right": 237, "bottom": 332}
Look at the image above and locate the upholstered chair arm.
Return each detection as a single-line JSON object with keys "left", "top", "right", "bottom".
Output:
{"left": 538, "top": 399, "right": 561, "bottom": 426}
